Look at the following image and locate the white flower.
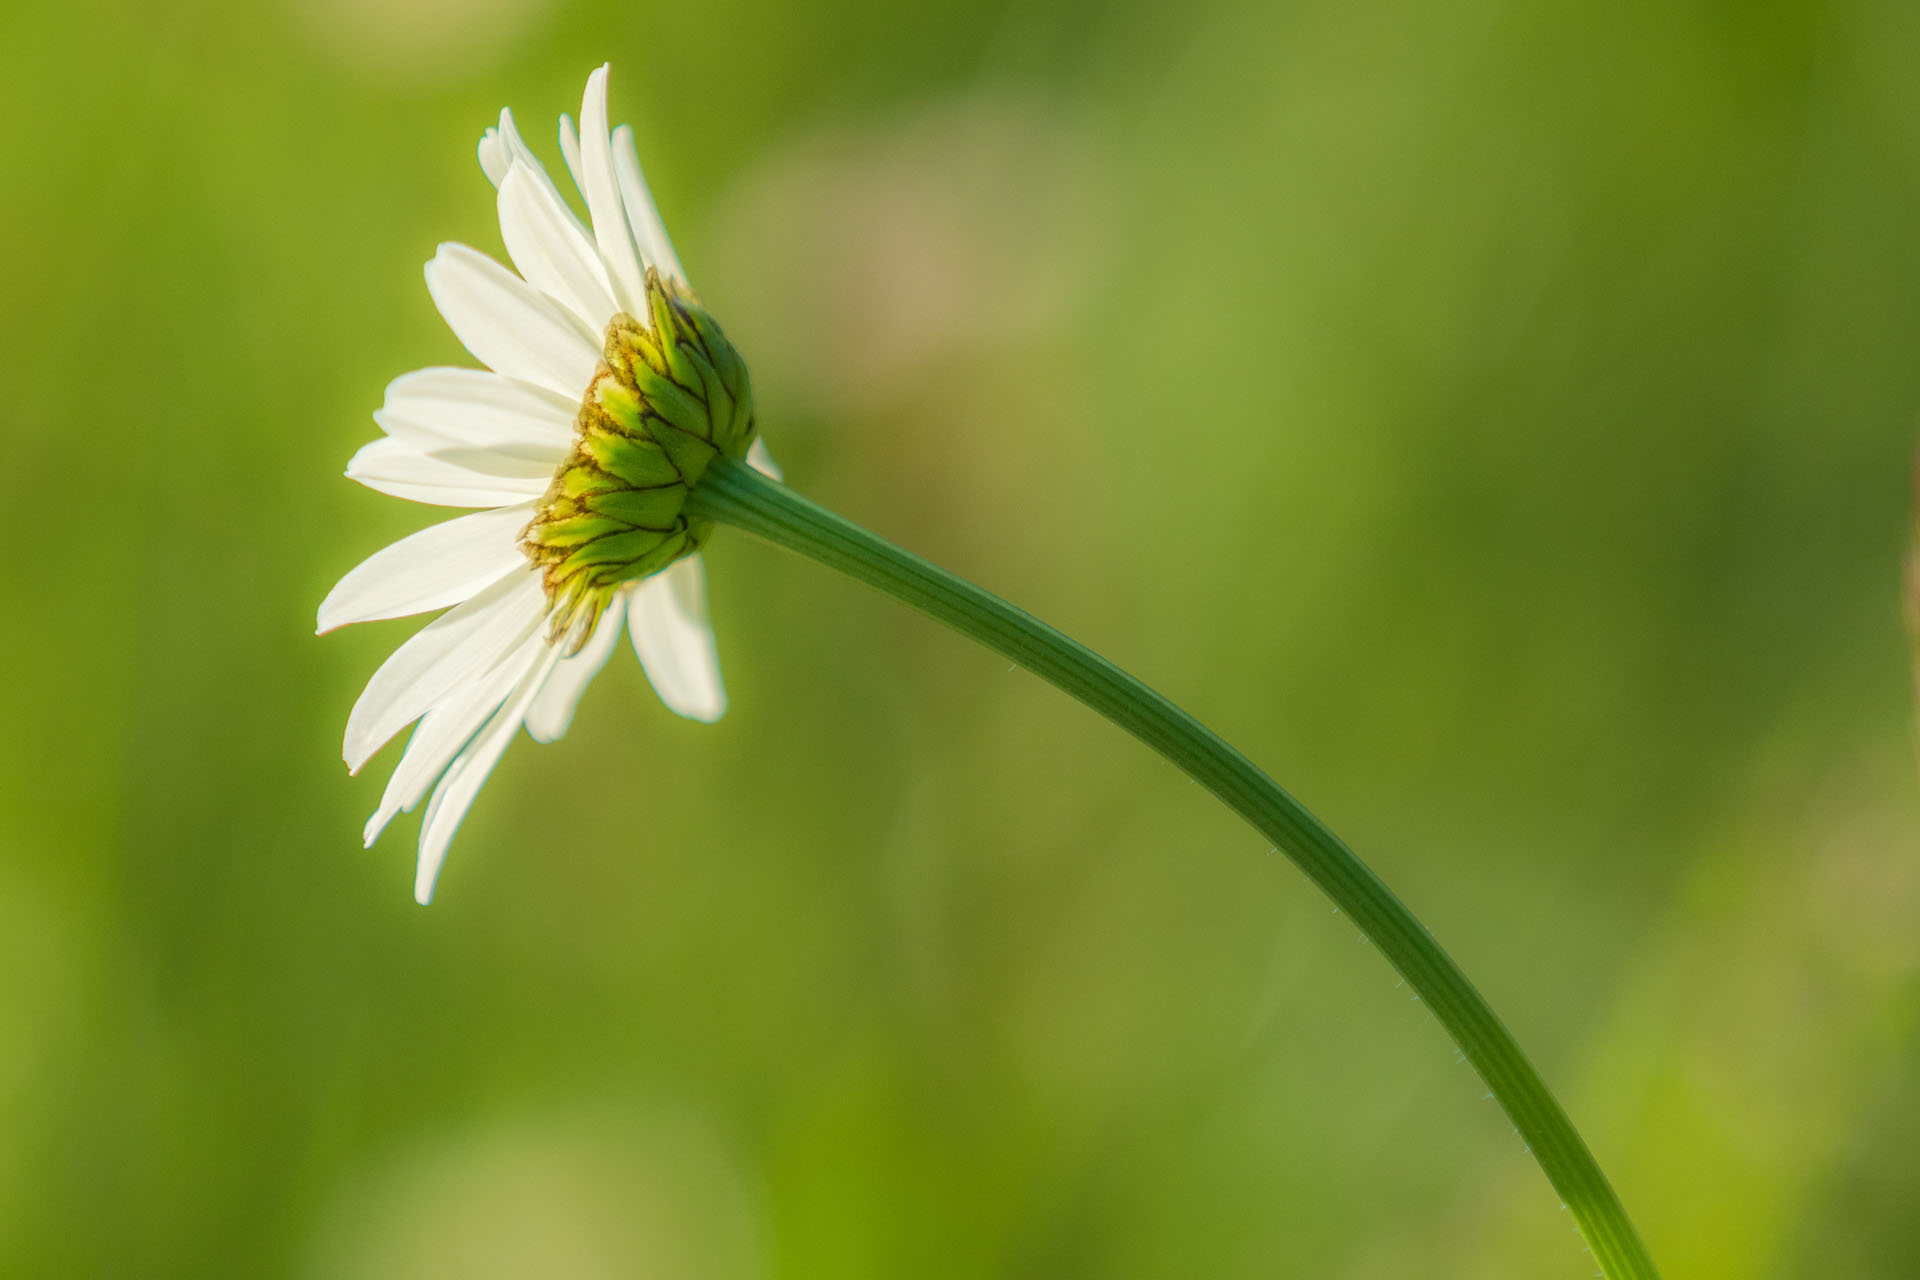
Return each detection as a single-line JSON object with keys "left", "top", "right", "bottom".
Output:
{"left": 318, "top": 65, "right": 776, "bottom": 904}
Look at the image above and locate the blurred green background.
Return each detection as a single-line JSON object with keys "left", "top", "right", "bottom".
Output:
{"left": 3, "top": 0, "right": 1918, "bottom": 1274}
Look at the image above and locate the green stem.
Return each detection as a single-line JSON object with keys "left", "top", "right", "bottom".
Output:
{"left": 686, "top": 455, "right": 1659, "bottom": 1278}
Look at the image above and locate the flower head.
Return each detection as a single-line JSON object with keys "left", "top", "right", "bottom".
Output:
{"left": 318, "top": 65, "right": 773, "bottom": 903}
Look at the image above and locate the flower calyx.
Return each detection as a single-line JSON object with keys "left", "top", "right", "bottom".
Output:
{"left": 522, "top": 270, "right": 757, "bottom": 649}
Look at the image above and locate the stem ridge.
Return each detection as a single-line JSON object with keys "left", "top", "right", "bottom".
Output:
{"left": 686, "top": 456, "right": 1659, "bottom": 1279}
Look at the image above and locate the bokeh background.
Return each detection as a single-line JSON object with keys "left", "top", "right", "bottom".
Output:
{"left": 4, "top": 0, "right": 1919, "bottom": 1275}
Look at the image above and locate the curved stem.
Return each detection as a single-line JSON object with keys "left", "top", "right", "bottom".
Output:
{"left": 686, "top": 455, "right": 1659, "bottom": 1279}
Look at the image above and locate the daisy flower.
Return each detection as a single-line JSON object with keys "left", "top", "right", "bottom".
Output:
{"left": 318, "top": 65, "right": 773, "bottom": 903}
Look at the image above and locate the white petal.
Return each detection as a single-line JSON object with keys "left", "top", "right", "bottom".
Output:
{"left": 347, "top": 436, "right": 551, "bottom": 507}
{"left": 317, "top": 503, "right": 535, "bottom": 633}
{"left": 576, "top": 66, "right": 649, "bottom": 316}
{"left": 746, "top": 437, "right": 782, "bottom": 481}
{"left": 482, "top": 109, "right": 559, "bottom": 188}
{"left": 485, "top": 108, "right": 574, "bottom": 208}
{"left": 425, "top": 242, "right": 599, "bottom": 399}
{"left": 478, "top": 127, "right": 512, "bottom": 187}
{"left": 504, "top": 110, "right": 594, "bottom": 237}
{"left": 558, "top": 113, "right": 586, "bottom": 203}
{"left": 415, "top": 645, "right": 565, "bottom": 903}
{"left": 610, "top": 124, "right": 687, "bottom": 286}
{"left": 498, "top": 162, "right": 619, "bottom": 332}
{"left": 364, "top": 627, "right": 546, "bottom": 848}
{"left": 343, "top": 570, "right": 548, "bottom": 772}
{"left": 377, "top": 367, "right": 575, "bottom": 456}
{"left": 524, "top": 590, "right": 628, "bottom": 743}
{"left": 629, "top": 555, "right": 726, "bottom": 722}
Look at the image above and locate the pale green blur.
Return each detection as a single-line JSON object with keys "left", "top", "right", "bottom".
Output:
{"left": 3, "top": 0, "right": 1918, "bottom": 1275}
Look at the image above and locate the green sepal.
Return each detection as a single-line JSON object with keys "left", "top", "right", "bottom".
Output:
{"left": 584, "top": 433, "right": 682, "bottom": 488}
{"left": 548, "top": 527, "right": 678, "bottom": 578}
{"left": 584, "top": 487, "right": 684, "bottom": 529}
{"left": 593, "top": 377, "right": 645, "bottom": 436}
{"left": 558, "top": 464, "right": 623, "bottom": 499}
{"left": 647, "top": 284, "right": 684, "bottom": 369}
{"left": 525, "top": 511, "right": 634, "bottom": 548}
{"left": 646, "top": 412, "right": 721, "bottom": 481}
{"left": 635, "top": 366, "right": 714, "bottom": 443}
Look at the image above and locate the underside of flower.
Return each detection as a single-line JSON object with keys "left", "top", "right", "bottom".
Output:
{"left": 522, "top": 269, "right": 756, "bottom": 649}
